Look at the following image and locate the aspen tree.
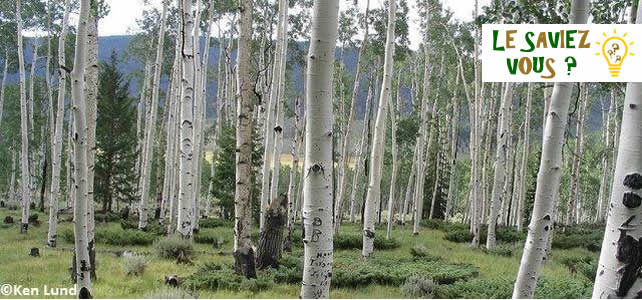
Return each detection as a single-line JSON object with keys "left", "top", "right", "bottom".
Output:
{"left": 16, "top": 0, "right": 31, "bottom": 233}
{"left": 47, "top": 0, "right": 71, "bottom": 248}
{"left": 9, "top": 150, "right": 16, "bottom": 207}
{"left": 177, "top": 0, "right": 196, "bottom": 240}
{"left": 0, "top": 51, "right": 7, "bottom": 126}
{"left": 300, "top": 0, "right": 340, "bottom": 296}
{"left": 138, "top": 0, "right": 168, "bottom": 229}
{"left": 349, "top": 85, "right": 373, "bottom": 224}
{"left": 386, "top": 76, "right": 400, "bottom": 239}
{"left": 84, "top": 12, "right": 99, "bottom": 280}
{"left": 592, "top": 9, "right": 642, "bottom": 298}
{"left": 512, "top": 1, "right": 589, "bottom": 297}
{"left": 445, "top": 72, "right": 460, "bottom": 219}
{"left": 260, "top": 0, "right": 288, "bottom": 230}
{"left": 487, "top": 83, "right": 513, "bottom": 249}
{"left": 70, "top": 0, "right": 92, "bottom": 295}
{"left": 363, "top": 0, "right": 395, "bottom": 257}
{"left": 269, "top": 0, "right": 289, "bottom": 207}
{"left": 234, "top": 0, "right": 256, "bottom": 278}
{"left": 597, "top": 90, "right": 617, "bottom": 222}
{"left": 335, "top": 0, "right": 371, "bottom": 232}
{"left": 516, "top": 83, "right": 533, "bottom": 231}
{"left": 567, "top": 84, "right": 587, "bottom": 225}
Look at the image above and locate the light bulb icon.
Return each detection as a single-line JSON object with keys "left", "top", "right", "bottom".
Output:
{"left": 596, "top": 30, "right": 635, "bottom": 77}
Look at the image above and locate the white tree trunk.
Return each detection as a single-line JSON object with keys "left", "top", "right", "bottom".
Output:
{"left": 300, "top": 0, "right": 339, "bottom": 297}
{"left": 177, "top": 0, "right": 196, "bottom": 240}
{"left": 566, "top": 84, "right": 587, "bottom": 225}
{"left": 487, "top": 83, "right": 513, "bottom": 249}
{"left": 334, "top": 0, "right": 370, "bottom": 232}
{"left": 445, "top": 72, "right": 460, "bottom": 219}
{"left": 597, "top": 90, "right": 617, "bottom": 222}
{"left": 259, "top": 0, "right": 288, "bottom": 230}
{"left": 138, "top": 0, "right": 168, "bottom": 229}
{"left": 517, "top": 83, "right": 533, "bottom": 231}
{"left": 84, "top": 14, "right": 99, "bottom": 280}
{"left": 512, "top": 5, "right": 587, "bottom": 297}
{"left": 47, "top": 0, "right": 71, "bottom": 248}
{"left": 9, "top": 150, "right": 17, "bottom": 207}
{"left": 16, "top": 0, "right": 31, "bottom": 233}
{"left": 402, "top": 145, "right": 418, "bottom": 224}
{"left": 269, "top": 3, "right": 289, "bottom": 206}
{"left": 592, "top": 16, "right": 642, "bottom": 298}
{"left": 386, "top": 80, "right": 399, "bottom": 239}
{"left": 70, "top": 0, "right": 92, "bottom": 295}
{"left": 362, "top": 0, "right": 395, "bottom": 257}
{"left": 0, "top": 52, "right": 7, "bottom": 127}
{"left": 348, "top": 85, "right": 373, "bottom": 224}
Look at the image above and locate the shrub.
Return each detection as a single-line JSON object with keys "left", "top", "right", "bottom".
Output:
{"left": 496, "top": 227, "right": 525, "bottom": 243}
{"left": 7, "top": 203, "right": 18, "bottom": 210}
{"left": 443, "top": 229, "right": 474, "bottom": 243}
{"left": 60, "top": 228, "right": 156, "bottom": 246}
{"left": 94, "top": 212, "right": 120, "bottom": 223}
{"left": 185, "top": 263, "right": 272, "bottom": 292}
{"left": 333, "top": 233, "right": 400, "bottom": 250}
{"left": 435, "top": 278, "right": 513, "bottom": 299}
{"left": 401, "top": 276, "right": 437, "bottom": 298}
{"left": 331, "top": 258, "right": 477, "bottom": 287}
{"left": 96, "top": 228, "right": 157, "bottom": 246}
{"left": 421, "top": 219, "right": 444, "bottom": 230}
{"left": 410, "top": 244, "right": 429, "bottom": 258}
{"left": 561, "top": 255, "right": 597, "bottom": 281}
{"left": 144, "top": 287, "right": 198, "bottom": 299}
{"left": 534, "top": 276, "right": 592, "bottom": 298}
{"left": 122, "top": 254, "right": 148, "bottom": 276}
{"left": 199, "top": 218, "right": 233, "bottom": 228}
{"left": 552, "top": 230, "right": 603, "bottom": 252}
{"left": 193, "top": 232, "right": 223, "bottom": 245}
{"left": 484, "top": 245, "right": 513, "bottom": 257}
{"left": 153, "top": 235, "right": 194, "bottom": 260}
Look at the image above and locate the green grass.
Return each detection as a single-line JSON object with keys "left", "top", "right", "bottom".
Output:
{"left": 0, "top": 208, "right": 596, "bottom": 298}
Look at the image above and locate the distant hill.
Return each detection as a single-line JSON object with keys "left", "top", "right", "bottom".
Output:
{"left": 6, "top": 35, "right": 607, "bottom": 155}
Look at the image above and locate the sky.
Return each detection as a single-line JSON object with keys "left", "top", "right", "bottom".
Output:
{"left": 96, "top": 0, "right": 491, "bottom": 49}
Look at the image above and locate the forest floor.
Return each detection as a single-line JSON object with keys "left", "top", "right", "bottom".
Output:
{"left": 0, "top": 207, "right": 597, "bottom": 299}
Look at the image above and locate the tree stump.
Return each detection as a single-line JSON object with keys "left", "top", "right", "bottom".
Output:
{"left": 233, "top": 246, "right": 256, "bottom": 278}
{"left": 120, "top": 206, "right": 130, "bottom": 220}
{"left": 30, "top": 247, "right": 40, "bottom": 257}
{"left": 256, "top": 194, "right": 287, "bottom": 270}
{"left": 3, "top": 216, "right": 14, "bottom": 224}
{"left": 176, "top": 250, "right": 192, "bottom": 265}
{"left": 165, "top": 275, "right": 184, "bottom": 287}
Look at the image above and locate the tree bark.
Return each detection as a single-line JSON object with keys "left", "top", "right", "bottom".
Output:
{"left": 386, "top": 76, "right": 400, "bottom": 239}
{"left": 348, "top": 85, "right": 373, "bottom": 224}
{"left": 70, "top": 0, "right": 92, "bottom": 296}
{"left": 517, "top": 83, "right": 533, "bottom": 231}
{"left": 47, "top": 0, "right": 71, "bottom": 249}
{"left": 512, "top": 3, "right": 588, "bottom": 298}
{"left": 0, "top": 52, "right": 7, "bottom": 127}
{"left": 487, "top": 83, "right": 513, "bottom": 250}
{"left": 233, "top": 0, "right": 256, "bottom": 279}
{"left": 138, "top": 0, "right": 168, "bottom": 229}
{"left": 566, "top": 83, "right": 587, "bottom": 225}
{"left": 362, "top": 0, "right": 395, "bottom": 257}
{"left": 335, "top": 0, "right": 371, "bottom": 232}
{"left": 592, "top": 26, "right": 642, "bottom": 300}
{"left": 16, "top": 0, "right": 31, "bottom": 234}
{"left": 177, "top": 0, "right": 196, "bottom": 240}
{"left": 259, "top": 0, "right": 288, "bottom": 230}
{"left": 300, "top": 0, "right": 340, "bottom": 297}
{"left": 257, "top": 194, "right": 287, "bottom": 269}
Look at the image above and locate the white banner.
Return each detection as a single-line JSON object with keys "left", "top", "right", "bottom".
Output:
{"left": 482, "top": 24, "right": 642, "bottom": 82}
